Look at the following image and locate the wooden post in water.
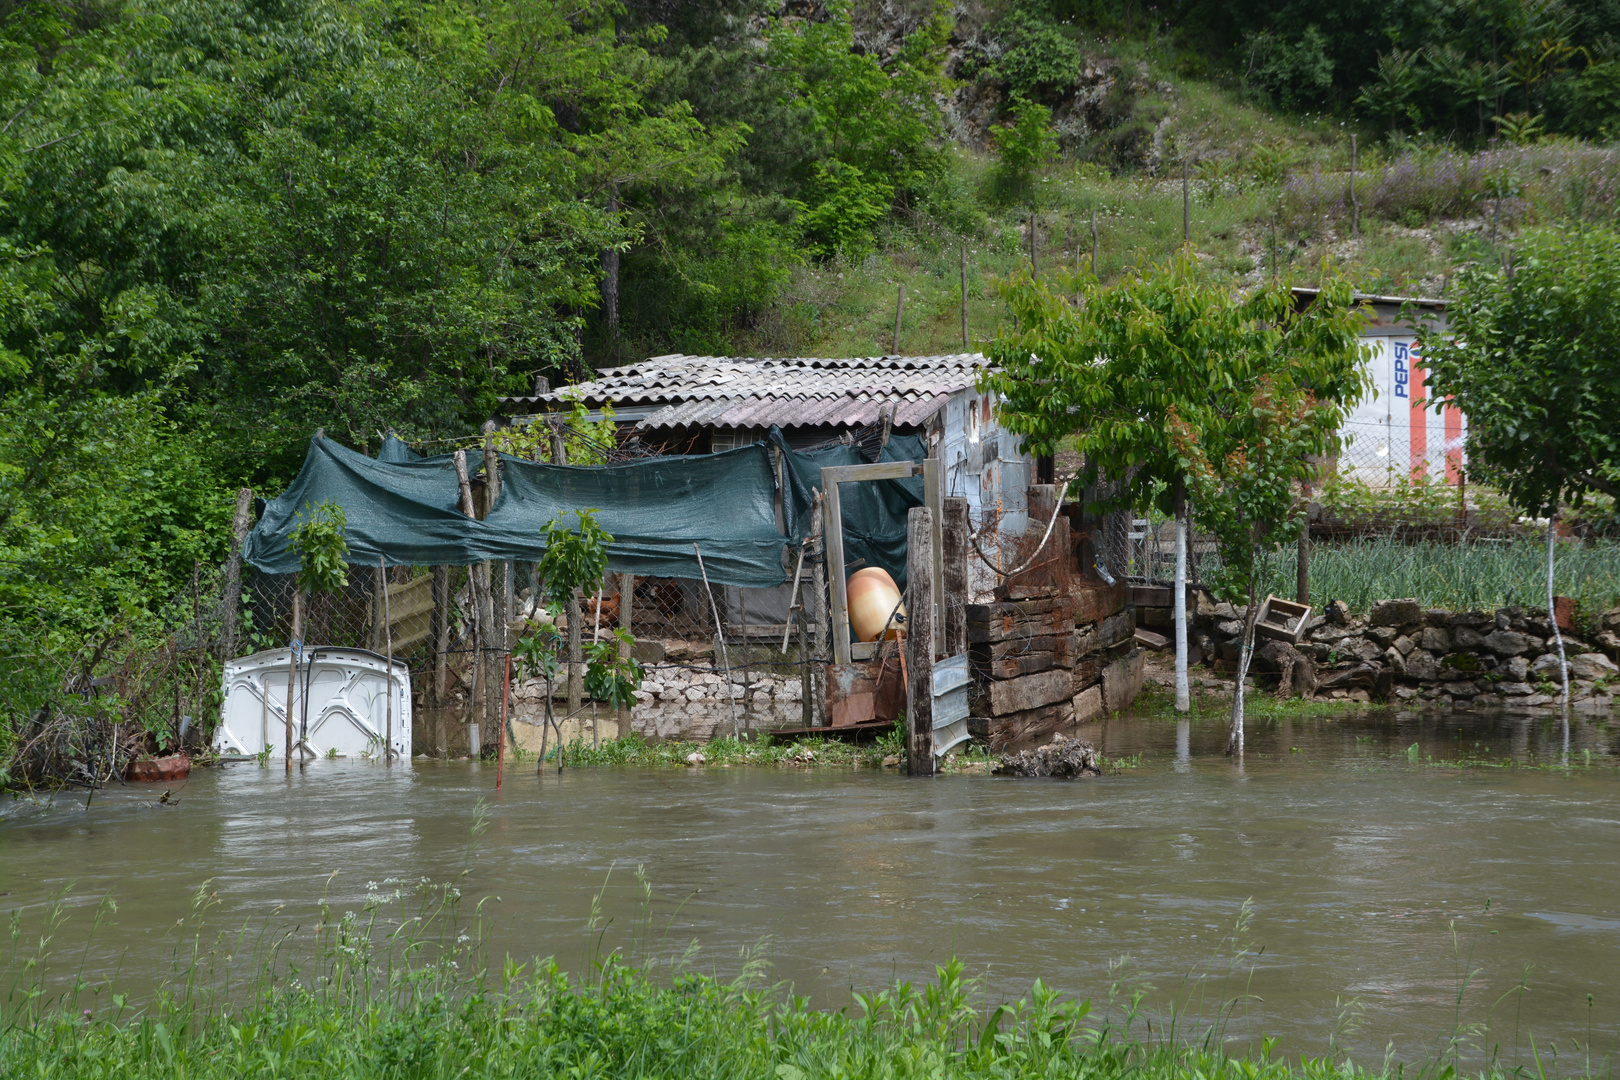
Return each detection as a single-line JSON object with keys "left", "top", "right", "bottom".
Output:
{"left": 904, "top": 506, "right": 935, "bottom": 776}
{"left": 551, "top": 421, "right": 583, "bottom": 719}
{"left": 808, "top": 494, "right": 828, "bottom": 726}
{"left": 942, "top": 497, "right": 969, "bottom": 657}
{"left": 482, "top": 426, "right": 504, "bottom": 747}
{"left": 432, "top": 565, "right": 449, "bottom": 758}
{"left": 220, "top": 487, "right": 253, "bottom": 660}
{"left": 453, "top": 450, "right": 486, "bottom": 755}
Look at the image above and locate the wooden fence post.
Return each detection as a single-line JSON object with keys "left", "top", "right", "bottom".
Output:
{"left": 942, "top": 497, "right": 969, "bottom": 657}
{"left": 905, "top": 506, "right": 935, "bottom": 776}
{"left": 220, "top": 487, "right": 253, "bottom": 660}
{"left": 808, "top": 494, "right": 828, "bottom": 726}
{"left": 617, "top": 571, "right": 633, "bottom": 738}
{"left": 432, "top": 565, "right": 449, "bottom": 759}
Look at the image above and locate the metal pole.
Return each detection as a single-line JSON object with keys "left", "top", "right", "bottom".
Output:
{"left": 693, "top": 543, "right": 739, "bottom": 738}
{"left": 284, "top": 590, "right": 301, "bottom": 776}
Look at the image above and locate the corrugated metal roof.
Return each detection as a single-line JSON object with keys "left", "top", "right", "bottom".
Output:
{"left": 503, "top": 354, "right": 984, "bottom": 429}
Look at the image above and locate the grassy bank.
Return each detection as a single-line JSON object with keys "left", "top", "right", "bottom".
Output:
{"left": 0, "top": 885, "right": 1588, "bottom": 1080}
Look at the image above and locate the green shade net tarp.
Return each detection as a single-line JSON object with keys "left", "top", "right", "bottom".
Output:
{"left": 243, "top": 436, "right": 791, "bottom": 588}
{"left": 771, "top": 427, "right": 926, "bottom": 590}
{"left": 483, "top": 449, "right": 788, "bottom": 587}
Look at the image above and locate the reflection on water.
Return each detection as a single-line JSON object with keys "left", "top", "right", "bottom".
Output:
{"left": 2, "top": 706, "right": 1617, "bottom": 1065}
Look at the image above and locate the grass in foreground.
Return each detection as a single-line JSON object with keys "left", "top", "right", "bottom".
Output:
{"left": 3, "top": 877, "right": 1603, "bottom": 1080}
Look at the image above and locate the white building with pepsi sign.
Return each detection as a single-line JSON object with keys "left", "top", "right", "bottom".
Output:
{"left": 1292, "top": 288, "right": 1461, "bottom": 487}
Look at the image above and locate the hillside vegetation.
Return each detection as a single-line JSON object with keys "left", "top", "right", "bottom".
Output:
{"left": 2, "top": 0, "right": 1618, "bottom": 763}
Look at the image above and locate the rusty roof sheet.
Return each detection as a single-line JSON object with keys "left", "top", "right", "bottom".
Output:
{"left": 503, "top": 354, "right": 985, "bottom": 429}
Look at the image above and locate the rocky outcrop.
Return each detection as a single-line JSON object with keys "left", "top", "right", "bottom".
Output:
{"left": 992, "top": 734, "right": 1100, "bottom": 778}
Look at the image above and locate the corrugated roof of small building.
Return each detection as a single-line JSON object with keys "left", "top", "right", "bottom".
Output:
{"left": 503, "top": 353, "right": 987, "bottom": 431}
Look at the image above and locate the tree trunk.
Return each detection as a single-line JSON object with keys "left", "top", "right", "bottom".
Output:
{"left": 1173, "top": 478, "right": 1190, "bottom": 714}
{"left": 1227, "top": 575, "right": 1262, "bottom": 757}
{"left": 602, "top": 184, "right": 620, "bottom": 345}
{"left": 1547, "top": 517, "right": 1570, "bottom": 706}
{"left": 220, "top": 487, "right": 254, "bottom": 660}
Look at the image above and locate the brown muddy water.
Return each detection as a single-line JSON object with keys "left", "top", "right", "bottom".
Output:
{"left": 3, "top": 707, "right": 1619, "bottom": 1066}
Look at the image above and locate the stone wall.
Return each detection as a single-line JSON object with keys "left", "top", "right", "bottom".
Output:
{"left": 1192, "top": 596, "right": 1620, "bottom": 710}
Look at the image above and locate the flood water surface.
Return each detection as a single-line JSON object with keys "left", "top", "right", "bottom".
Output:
{"left": 3, "top": 707, "right": 1619, "bottom": 1066}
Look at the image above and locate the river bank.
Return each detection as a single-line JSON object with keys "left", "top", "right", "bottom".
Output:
{"left": 0, "top": 949, "right": 1592, "bottom": 1080}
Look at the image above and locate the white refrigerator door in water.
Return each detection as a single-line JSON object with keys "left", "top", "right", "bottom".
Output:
{"left": 216, "top": 648, "right": 410, "bottom": 761}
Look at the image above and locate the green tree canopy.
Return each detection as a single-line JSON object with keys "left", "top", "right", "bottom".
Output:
{"left": 1416, "top": 224, "right": 1620, "bottom": 516}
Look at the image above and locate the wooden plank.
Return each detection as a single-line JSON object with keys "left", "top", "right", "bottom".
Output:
{"left": 975, "top": 632, "right": 1072, "bottom": 660}
{"left": 904, "top": 506, "right": 934, "bottom": 775}
{"left": 972, "top": 651, "right": 1057, "bottom": 680}
{"left": 966, "top": 602, "right": 1075, "bottom": 643}
{"left": 1134, "top": 627, "right": 1170, "bottom": 651}
{"left": 822, "top": 469, "right": 850, "bottom": 666}
{"left": 1072, "top": 581, "right": 1129, "bottom": 624}
{"left": 985, "top": 699, "right": 1076, "bottom": 751}
{"left": 924, "top": 456, "right": 942, "bottom": 657}
{"left": 942, "top": 497, "right": 969, "bottom": 657}
{"left": 977, "top": 668, "right": 1071, "bottom": 716}
{"left": 820, "top": 460, "right": 922, "bottom": 484}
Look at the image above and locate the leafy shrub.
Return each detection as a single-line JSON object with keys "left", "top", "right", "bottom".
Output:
{"left": 1240, "top": 27, "right": 1335, "bottom": 111}
{"left": 797, "top": 161, "right": 895, "bottom": 260}
{"left": 989, "top": 99, "right": 1060, "bottom": 204}
{"left": 982, "top": 3, "right": 1084, "bottom": 104}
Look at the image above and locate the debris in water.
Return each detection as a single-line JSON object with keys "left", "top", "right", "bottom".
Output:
{"left": 685, "top": 751, "right": 706, "bottom": 767}
{"left": 993, "top": 735, "right": 1100, "bottom": 778}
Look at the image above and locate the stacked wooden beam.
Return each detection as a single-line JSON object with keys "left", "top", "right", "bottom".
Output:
{"left": 967, "top": 593, "right": 1077, "bottom": 749}
{"left": 1069, "top": 582, "right": 1143, "bottom": 723}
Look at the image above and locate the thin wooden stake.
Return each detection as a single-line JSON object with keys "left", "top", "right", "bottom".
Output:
{"left": 693, "top": 543, "right": 739, "bottom": 738}
{"left": 1349, "top": 134, "right": 1359, "bottom": 237}
{"left": 893, "top": 283, "right": 905, "bottom": 353}
{"left": 1090, "top": 209, "right": 1098, "bottom": 277}
{"left": 782, "top": 541, "right": 807, "bottom": 653}
{"left": 1183, "top": 157, "right": 1191, "bottom": 242}
{"left": 959, "top": 245, "right": 968, "bottom": 348}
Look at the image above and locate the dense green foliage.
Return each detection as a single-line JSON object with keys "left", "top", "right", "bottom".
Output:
{"left": 3, "top": 0, "right": 1619, "bottom": 779}
{"left": 1417, "top": 223, "right": 1620, "bottom": 517}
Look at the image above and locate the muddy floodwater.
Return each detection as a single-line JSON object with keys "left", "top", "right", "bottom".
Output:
{"left": 3, "top": 707, "right": 1619, "bottom": 1067}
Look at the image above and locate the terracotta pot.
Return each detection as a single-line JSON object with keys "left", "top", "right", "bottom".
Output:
{"left": 126, "top": 753, "right": 191, "bottom": 783}
{"left": 846, "top": 568, "right": 905, "bottom": 642}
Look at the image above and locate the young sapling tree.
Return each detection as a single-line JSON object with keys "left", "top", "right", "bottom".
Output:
{"left": 1417, "top": 224, "right": 1620, "bottom": 706}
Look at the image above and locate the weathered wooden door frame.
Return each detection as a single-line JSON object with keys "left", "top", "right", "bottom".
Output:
{"left": 820, "top": 458, "right": 942, "bottom": 664}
